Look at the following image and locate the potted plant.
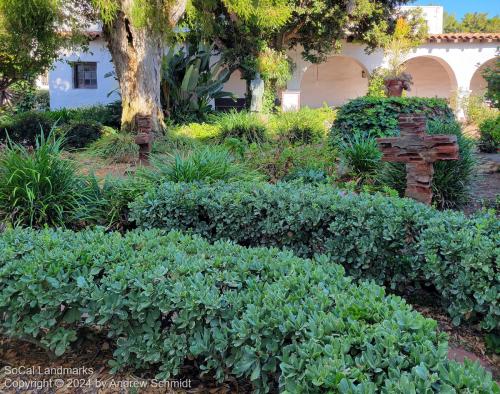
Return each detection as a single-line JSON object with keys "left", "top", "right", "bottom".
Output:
{"left": 382, "top": 16, "right": 426, "bottom": 96}
{"left": 384, "top": 72, "right": 413, "bottom": 97}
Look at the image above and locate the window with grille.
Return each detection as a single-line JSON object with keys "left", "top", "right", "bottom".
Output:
{"left": 73, "top": 62, "right": 97, "bottom": 89}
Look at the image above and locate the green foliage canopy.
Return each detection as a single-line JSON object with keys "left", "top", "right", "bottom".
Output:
{"left": 0, "top": 0, "right": 65, "bottom": 105}
{"left": 444, "top": 11, "right": 500, "bottom": 33}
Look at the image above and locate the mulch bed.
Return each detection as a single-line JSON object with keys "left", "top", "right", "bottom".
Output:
{"left": 0, "top": 335, "right": 251, "bottom": 394}
{"left": 413, "top": 304, "right": 499, "bottom": 379}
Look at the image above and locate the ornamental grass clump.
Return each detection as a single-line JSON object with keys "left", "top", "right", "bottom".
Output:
{"left": 0, "top": 130, "right": 85, "bottom": 228}
{"left": 141, "top": 146, "right": 263, "bottom": 184}
{"left": 339, "top": 132, "right": 382, "bottom": 178}
{"left": 0, "top": 228, "right": 497, "bottom": 393}
{"left": 213, "top": 110, "right": 267, "bottom": 143}
{"left": 87, "top": 129, "right": 138, "bottom": 163}
{"left": 269, "top": 107, "right": 329, "bottom": 144}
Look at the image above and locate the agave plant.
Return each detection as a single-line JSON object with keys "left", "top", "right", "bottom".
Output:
{"left": 161, "top": 43, "right": 235, "bottom": 123}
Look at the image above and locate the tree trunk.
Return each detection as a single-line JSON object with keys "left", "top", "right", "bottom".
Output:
{"left": 102, "top": 0, "right": 187, "bottom": 133}
{"left": 0, "top": 77, "right": 14, "bottom": 108}
{"left": 103, "top": 8, "right": 163, "bottom": 132}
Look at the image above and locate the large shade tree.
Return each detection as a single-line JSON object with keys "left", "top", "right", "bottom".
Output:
{"left": 0, "top": 0, "right": 64, "bottom": 107}
{"left": 85, "top": 0, "right": 291, "bottom": 130}
{"left": 187, "top": 0, "right": 419, "bottom": 110}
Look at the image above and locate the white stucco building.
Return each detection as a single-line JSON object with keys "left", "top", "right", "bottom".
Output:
{"left": 48, "top": 6, "right": 499, "bottom": 119}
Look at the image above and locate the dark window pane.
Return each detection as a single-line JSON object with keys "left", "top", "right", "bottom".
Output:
{"left": 74, "top": 62, "right": 97, "bottom": 88}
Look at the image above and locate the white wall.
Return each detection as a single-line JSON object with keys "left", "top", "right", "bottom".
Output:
{"left": 470, "top": 58, "right": 496, "bottom": 96}
{"left": 283, "top": 40, "right": 498, "bottom": 119}
{"left": 224, "top": 69, "right": 246, "bottom": 98}
{"left": 49, "top": 39, "right": 120, "bottom": 109}
{"left": 47, "top": 32, "right": 498, "bottom": 122}
{"left": 404, "top": 57, "right": 455, "bottom": 98}
{"left": 400, "top": 5, "right": 444, "bottom": 34}
{"left": 300, "top": 56, "right": 368, "bottom": 107}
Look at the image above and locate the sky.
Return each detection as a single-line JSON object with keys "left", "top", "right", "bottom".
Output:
{"left": 412, "top": 0, "right": 499, "bottom": 18}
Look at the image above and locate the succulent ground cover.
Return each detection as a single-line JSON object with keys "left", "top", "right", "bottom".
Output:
{"left": 1, "top": 228, "right": 498, "bottom": 392}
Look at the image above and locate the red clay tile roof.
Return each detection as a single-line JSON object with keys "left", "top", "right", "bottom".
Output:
{"left": 428, "top": 33, "right": 500, "bottom": 43}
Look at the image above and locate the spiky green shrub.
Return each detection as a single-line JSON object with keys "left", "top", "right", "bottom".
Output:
{"left": 0, "top": 228, "right": 498, "bottom": 393}
{"left": 270, "top": 107, "right": 330, "bottom": 144}
{"left": 131, "top": 181, "right": 499, "bottom": 330}
{"left": 378, "top": 119, "right": 476, "bottom": 209}
{"left": 0, "top": 131, "right": 84, "bottom": 227}
{"left": 81, "top": 175, "right": 154, "bottom": 230}
{"left": 87, "top": 130, "right": 138, "bottom": 163}
{"left": 339, "top": 132, "right": 382, "bottom": 177}
{"left": 213, "top": 110, "right": 267, "bottom": 143}
{"left": 141, "top": 146, "right": 263, "bottom": 184}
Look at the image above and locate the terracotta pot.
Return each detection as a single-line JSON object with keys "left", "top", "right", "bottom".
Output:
{"left": 384, "top": 79, "right": 405, "bottom": 97}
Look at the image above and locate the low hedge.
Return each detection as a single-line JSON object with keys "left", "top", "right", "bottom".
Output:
{"left": 331, "top": 97, "right": 456, "bottom": 139}
{"left": 130, "top": 182, "right": 500, "bottom": 331}
{"left": 0, "top": 111, "right": 53, "bottom": 146}
{"left": 0, "top": 228, "right": 498, "bottom": 393}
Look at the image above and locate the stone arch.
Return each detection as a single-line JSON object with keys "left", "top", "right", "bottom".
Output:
{"left": 470, "top": 57, "right": 497, "bottom": 96}
{"left": 403, "top": 55, "right": 458, "bottom": 99}
{"left": 300, "top": 56, "right": 369, "bottom": 107}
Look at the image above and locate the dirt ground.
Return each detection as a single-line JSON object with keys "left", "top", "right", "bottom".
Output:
{"left": 0, "top": 335, "right": 249, "bottom": 394}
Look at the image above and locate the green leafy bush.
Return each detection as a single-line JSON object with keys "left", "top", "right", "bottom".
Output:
{"left": 463, "top": 95, "right": 498, "bottom": 126}
{"left": 331, "top": 97, "right": 455, "bottom": 139}
{"left": 61, "top": 120, "right": 102, "bottom": 149}
{"left": 0, "top": 228, "right": 498, "bottom": 393}
{"left": 483, "top": 57, "right": 500, "bottom": 109}
{"left": 213, "top": 110, "right": 267, "bottom": 143}
{"left": 339, "top": 133, "right": 382, "bottom": 177}
{"left": 88, "top": 130, "right": 138, "bottom": 163}
{"left": 2, "top": 81, "right": 50, "bottom": 114}
{"left": 141, "top": 146, "right": 263, "bottom": 184}
{"left": 366, "top": 68, "right": 387, "bottom": 98}
{"left": 0, "top": 111, "right": 53, "bottom": 146}
{"left": 282, "top": 167, "right": 329, "bottom": 184}
{"left": 378, "top": 119, "right": 476, "bottom": 209}
{"left": 478, "top": 115, "right": 500, "bottom": 153}
{"left": 0, "top": 131, "right": 85, "bottom": 227}
{"left": 270, "top": 107, "right": 329, "bottom": 144}
{"left": 131, "top": 181, "right": 499, "bottom": 330}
